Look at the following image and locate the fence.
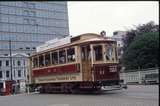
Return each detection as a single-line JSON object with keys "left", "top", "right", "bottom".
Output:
{"left": 120, "top": 68, "right": 159, "bottom": 84}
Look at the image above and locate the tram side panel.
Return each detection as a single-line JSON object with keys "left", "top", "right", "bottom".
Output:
{"left": 31, "top": 64, "right": 82, "bottom": 84}
{"left": 29, "top": 64, "right": 84, "bottom": 93}
{"left": 29, "top": 46, "right": 83, "bottom": 86}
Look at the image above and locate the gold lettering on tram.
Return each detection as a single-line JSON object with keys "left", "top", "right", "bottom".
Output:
{"left": 36, "top": 75, "right": 78, "bottom": 83}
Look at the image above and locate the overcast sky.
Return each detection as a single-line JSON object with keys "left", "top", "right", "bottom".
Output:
{"left": 67, "top": 1, "right": 159, "bottom": 37}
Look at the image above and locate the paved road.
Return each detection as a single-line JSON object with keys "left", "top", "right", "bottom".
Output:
{"left": 0, "top": 85, "right": 158, "bottom": 106}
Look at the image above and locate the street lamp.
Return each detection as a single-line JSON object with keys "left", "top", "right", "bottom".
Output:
{"left": 9, "top": 40, "right": 15, "bottom": 94}
{"left": 9, "top": 40, "right": 13, "bottom": 80}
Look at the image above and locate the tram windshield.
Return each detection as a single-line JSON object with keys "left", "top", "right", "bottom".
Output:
{"left": 105, "top": 44, "right": 113, "bottom": 61}
{"left": 93, "top": 45, "right": 103, "bottom": 61}
{"left": 92, "top": 43, "right": 117, "bottom": 63}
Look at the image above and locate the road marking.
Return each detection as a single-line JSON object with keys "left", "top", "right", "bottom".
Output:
{"left": 48, "top": 104, "right": 69, "bottom": 106}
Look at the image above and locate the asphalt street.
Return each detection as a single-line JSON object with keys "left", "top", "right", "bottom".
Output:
{"left": 0, "top": 85, "right": 159, "bottom": 106}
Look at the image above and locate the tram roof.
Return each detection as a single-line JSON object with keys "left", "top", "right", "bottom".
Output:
{"left": 30, "top": 33, "right": 116, "bottom": 57}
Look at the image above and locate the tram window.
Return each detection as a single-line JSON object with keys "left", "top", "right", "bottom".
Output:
{"left": 39, "top": 55, "right": 44, "bottom": 67}
{"left": 33, "top": 57, "right": 38, "bottom": 68}
{"left": 51, "top": 52, "right": 58, "bottom": 64}
{"left": 67, "top": 48, "right": 75, "bottom": 62}
{"left": 59, "top": 50, "right": 66, "bottom": 64}
{"left": 93, "top": 45, "right": 103, "bottom": 61}
{"left": 106, "top": 45, "right": 113, "bottom": 61}
{"left": 81, "top": 45, "right": 91, "bottom": 61}
{"left": 45, "top": 53, "right": 51, "bottom": 66}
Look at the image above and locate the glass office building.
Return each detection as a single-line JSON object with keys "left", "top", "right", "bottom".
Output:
{"left": 0, "top": 1, "right": 69, "bottom": 55}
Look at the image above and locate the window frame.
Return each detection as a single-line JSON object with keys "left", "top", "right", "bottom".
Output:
{"left": 17, "top": 60, "right": 21, "bottom": 66}
{"left": 18, "top": 70, "right": 21, "bottom": 77}
{"left": 0, "top": 71, "right": 2, "bottom": 78}
{"left": 6, "top": 71, "right": 10, "bottom": 78}
{"left": 0, "top": 60, "right": 2, "bottom": 67}
{"left": 6, "top": 60, "right": 9, "bottom": 66}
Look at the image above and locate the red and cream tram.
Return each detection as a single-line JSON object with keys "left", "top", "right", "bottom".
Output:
{"left": 29, "top": 33, "right": 126, "bottom": 93}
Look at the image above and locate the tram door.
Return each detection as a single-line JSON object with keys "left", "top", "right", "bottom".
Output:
{"left": 81, "top": 45, "right": 92, "bottom": 81}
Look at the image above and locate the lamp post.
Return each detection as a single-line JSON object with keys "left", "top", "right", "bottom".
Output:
{"left": 9, "top": 40, "right": 14, "bottom": 94}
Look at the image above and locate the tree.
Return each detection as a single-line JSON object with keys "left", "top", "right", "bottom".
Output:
{"left": 123, "top": 21, "right": 159, "bottom": 51}
{"left": 122, "top": 32, "right": 159, "bottom": 70}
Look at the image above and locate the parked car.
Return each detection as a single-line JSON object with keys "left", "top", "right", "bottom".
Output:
{"left": 144, "top": 73, "right": 159, "bottom": 85}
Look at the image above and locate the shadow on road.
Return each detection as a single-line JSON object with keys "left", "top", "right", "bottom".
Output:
{"left": 32, "top": 90, "right": 123, "bottom": 96}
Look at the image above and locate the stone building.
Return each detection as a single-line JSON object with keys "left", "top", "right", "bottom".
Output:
{"left": 0, "top": 53, "right": 29, "bottom": 93}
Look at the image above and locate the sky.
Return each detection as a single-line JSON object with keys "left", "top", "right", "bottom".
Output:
{"left": 67, "top": 1, "right": 159, "bottom": 37}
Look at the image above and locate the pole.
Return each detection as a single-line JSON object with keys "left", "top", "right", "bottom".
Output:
{"left": 9, "top": 40, "right": 13, "bottom": 94}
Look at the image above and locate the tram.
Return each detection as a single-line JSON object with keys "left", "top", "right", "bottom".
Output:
{"left": 29, "top": 33, "right": 126, "bottom": 93}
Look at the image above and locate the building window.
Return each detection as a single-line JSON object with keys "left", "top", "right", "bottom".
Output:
{"left": 4, "top": 54, "right": 8, "bottom": 56}
{"left": 0, "top": 71, "right": 2, "bottom": 78}
{"left": 17, "top": 60, "right": 21, "bottom": 66}
{"left": 30, "top": 19, "right": 36, "bottom": 25}
{"left": 23, "top": 10, "right": 36, "bottom": 17}
{"left": 24, "top": 10, "right": 29, "bottom": 16}
{"left": 29, "top": 11, "right": 36, "bottom": 17}
{"left": 26, "top": 47, "right": 30, "bottom": 50}
{"left": 23, "top": 18, "right": 30, "bottom": 24}
{"left": 113, "top": 32, "right": 118, "bottom": 35}
{"left": 6, "top": 71, "right": 10, "bottom": 78}
{"left": 18, "top": 70, "right": 21, "bottom": 77}
{"left": 6, "top": 60, "right": 9, "bottom": 66}
{"left": 23, "top": 18, "right": 36, "bottom": 25}
{"left": 24, "top": 2, "right": 35, "bottom": 9}
{"left": 28, "top": 3, "right": 35, "bottom": 8}
{"left": 0, "top": 60, "right": 2, "bottom": 67}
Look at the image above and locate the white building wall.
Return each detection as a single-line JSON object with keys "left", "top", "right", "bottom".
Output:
{"left": 0, "top": 53, "right": 29, "bottom": 93}
{"left": 112, "top": 31, "right": 127, "bottom": 60}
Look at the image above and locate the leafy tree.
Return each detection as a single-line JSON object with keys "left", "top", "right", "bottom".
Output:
{"left": 122, "top": 32, "right": 159, "bottom": 70}
{"left": 123, "top": 21, "right": 159, "bottom": 51}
